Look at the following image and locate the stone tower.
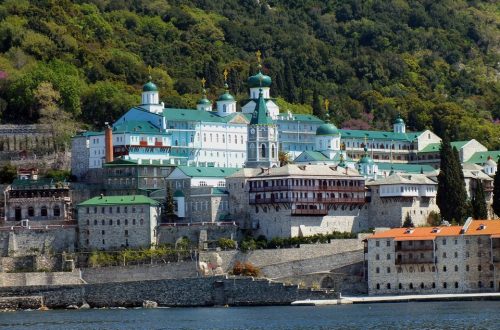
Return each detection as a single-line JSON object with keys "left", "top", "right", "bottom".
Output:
{"left": 245, "top": 89, "right": 279, "bottom": 168}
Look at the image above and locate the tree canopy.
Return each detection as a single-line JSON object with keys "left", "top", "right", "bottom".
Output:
{"left": 0, "top": 0, "right": 498, "bottom": 148}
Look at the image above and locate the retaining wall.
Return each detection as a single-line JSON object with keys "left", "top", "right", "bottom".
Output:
{"left": 0, "top": 276, "right": 336, "bottom": 308}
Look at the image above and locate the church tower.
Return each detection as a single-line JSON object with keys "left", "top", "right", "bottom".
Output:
{"left": 245, "top": 88, "right": 279, "bottom": 168}
{"left": 141, "top": 76, "right": 163, "bottom": 114}
{"left": 393, "top": 114, "right": 406, "bottom": 134}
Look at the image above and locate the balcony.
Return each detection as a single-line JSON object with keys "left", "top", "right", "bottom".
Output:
{"left": 395, "top": 244, "right": 434, "bottom": 252}
{"left": 291, "top": 208, "right": 328, "bottom": 216}
{"left": 395, "top": 256, "right": 435, "bottom": 265}
{"left": 249, "top": 185, "right": 365, "bottom": 193}
{"left": 249, "top": 197, "right": 365, "bottom": 204}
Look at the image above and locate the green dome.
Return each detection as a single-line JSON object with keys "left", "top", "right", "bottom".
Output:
{"left": 248, "top": 71, "right": 272, "bottom": 88}
{"left": 316, "top": 123, "right": 339, "bottom": 136}
{"left": 358, "top": 155, "right": 374, "bottom": 165}
{"left": 197, "top": 98, "right": 211, "bottom": 105}
{"left": 394, "top": 116, "right": 405, "bottom": 125}
{"left": 143, "top": 81, "right": 158, "bottom": 92}
{"left": 218, "top": 92, "right": 235, "bottom": 101}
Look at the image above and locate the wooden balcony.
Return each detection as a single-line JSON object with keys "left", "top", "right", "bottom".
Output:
{"left": 395, "top": 257, "right": 435, "bottom": 265}
{"left": 291, "top": 209, "right": 328, "bottom": 216}
{"left": 249, "top": 197, "right": 365, "bottom": 204}
{"left": 249, "top": 185, "right": 365, "bottom": 193}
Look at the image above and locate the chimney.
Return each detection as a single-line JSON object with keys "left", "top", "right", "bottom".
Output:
{"left": 105, "top": 123, "right": 114, "bottom": 163}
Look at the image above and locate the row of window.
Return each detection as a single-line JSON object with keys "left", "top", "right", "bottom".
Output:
{"left": 250, "top": 179, "right": 364, "bottom": 189}
{"left": 375, "top": 281, "right": 495, "bottom": 290}
{"left": 15, "top": 206, "right": 61, "bottom": 217}
{"left": 375, "top": 264, "right": 493, "bottom": 274}
{"left": 85, "top": 219, "right": 144, "bottom": 226}
{"left": 374, "top": 237, "right": 485, "bottom": 247}
{"left": 85, "top": 206, "right": 144, "bottom": 214}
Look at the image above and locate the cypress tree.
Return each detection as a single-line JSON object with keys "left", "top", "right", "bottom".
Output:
{"left": 437, "top": 136, "right": 469, "bottom": 224}
{"left": 283, "top": 59, "right": 297, "bottom": 102}
{"left": 403, "top": 212, "right": 414, "bottom": 228}
{"left": 163, "top": 185, "right": 176, "bottom": 223}
{"left": 493, "top": 166, "right": 500, "bottom": 218}
{"left": 471, "top": 179, "right": 488, "bottom": 219}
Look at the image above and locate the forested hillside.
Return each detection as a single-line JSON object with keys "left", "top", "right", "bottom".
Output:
{"left": 0, "top": 0, "right": 498, "bottom": 148}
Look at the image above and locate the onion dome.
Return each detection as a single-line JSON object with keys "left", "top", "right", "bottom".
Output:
{"left": 394, "top": 115, "right": 405, "bottom": 125}
{"left": 197, "top": 89, "right": 211, "bottom": 105}
{"left": 316, "top": 123, "right": 339, "bottom": 136}
{"left": 358, "top": 146, "right": 374, "bottom": 164}
{"left": 218, "top": 83, "right": 235, "bottom": 101}
{"left": 143, "top": 76, "right": 158, "bottom": 92}
{"left": 248, "top": 70, "right": 272, "bottom": 88}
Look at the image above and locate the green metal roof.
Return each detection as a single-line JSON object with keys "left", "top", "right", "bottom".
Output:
{"left": 276, "top": 113, "right": 324, "bottom": 123}
{"left": 113, "top": 120, "right": 167, "bottom": 135}
{"left": 465, "top": 151, "right": 500, "bottom": 164}
{"left": 173, "top": 190, "right": 185, "bottom": 197}
{"left": 250, "top": 90, "right": 274, "bottom": 125}
{"left": 393, "top": 116, "right": 405, "bottom": 125}
{"left": 177, "top": 166, "right": 240, "bottom": 178}
{"left": 211, "top": 187, "right": 229, "bottom": 195}
{"left": 78, "top": 195, "right": 159, "bottom": 207}
{"left": 163, "top": 108, "right": 249, "bottom": 124}
{"left": 296, "top": 151, "right": 330, "bottom": 162}
{"left": 11, "top": 178, "right": 60, "bottom": 189}
{"left": 197, "top": 97, "right": 211, "bottom": 105}
{"left": 419, "top": 141, "right": 471, "bottom": 153}
{"left": 358, "top": 155, "right": 374, "bottom": 164}
{"left": 248, "top": 71, "right": 272, "bottom": 88}
{"left": 75, "top": 131, "right": 102, "bottom": 137}
{"left": 377, "top": 163, "right": 436, "bottom": 174}
{"left": 217, "top": 92, "right": 235, "bottom": 101}
{"left": 316, "top": 123, "right": 339, "bottom": 136}
{"left": 339, "top": 129, "right": 422, "bottom": 142}
{"left": 143, "top": 81, "right": 158, "bottom": 92}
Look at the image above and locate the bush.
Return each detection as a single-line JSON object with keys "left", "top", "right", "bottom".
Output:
{"left": 217, "top": 238, "right": 236, "bottom": 250}
{"left": 231, "top": 261, "right": 261, "bottom": 277}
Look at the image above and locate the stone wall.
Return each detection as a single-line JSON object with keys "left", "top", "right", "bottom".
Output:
{"left": 0, "top": 227, "right": 77, "bottom": 257}
{"left": 81, "top": 262, "right": 198, "bottom": 284}
{"left": 212, "top": 239, "right": 363, "bottom": 272}
{"left": 0, "top": 269, "right": 82, "bottom": 287}
{"left": 0, "top": 276, "right": 336, "bottom": 308}
{"left": 157, "top": 223, "right": 239, "bottom": 245}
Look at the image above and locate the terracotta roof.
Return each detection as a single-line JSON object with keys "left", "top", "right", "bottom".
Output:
{"left": 369, "top": 220, "right": 500, "bottom": 240}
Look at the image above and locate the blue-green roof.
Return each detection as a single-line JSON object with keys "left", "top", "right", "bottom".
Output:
{"left": 218, "top": 92, "right": 235, "bottom": 101}
{"left": 276, "top": 113, "right": 323, "bottom": 123}
{"left": 11, "top": 178, "right": 61, "bottom": 189}
{"left": 316, "top": 123, "right": 339, "bottom": 136}
{"left": 377, "top": 163, "right": 436, "bottom": 174}
{"left": 465, "top": 151, "right": 500, "bottom": 164}
{"left": 419, "top": 141, "right": 470, "bottom": 153}
{"left": 173, "top": 190, "right": 185, "bottom": 197}
{"left": 113, "top": 120, "right": 168, "bottom": 135}
{"left": 250, "top": 90, "right": 274, "bottom": 125}
{"left": 78, "top": 195, "right": 159, "bottom": 207}
{"left": 143, "top": 81, "right": 158, "bottom": 92}
{"left": 176, "top": 166, "right": 240, "bottom": 178}
{"left": 248, "top": 71, "right": 272, "bottom": 88}
{"left": 394, "top": 116, "right": 405, "bottom": 125}
{"left": 211, "top": 187, "right": 229, "bottom": 195}
{"left": 339, "top": 129, "right": 422, "bottom": 142}
{"left": 198, "top": 97, "right": 212, "bottom": 105}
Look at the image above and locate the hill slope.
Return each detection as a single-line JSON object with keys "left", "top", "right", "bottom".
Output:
{"left": 0, "top": 0, "right": 498, "bottom": 148}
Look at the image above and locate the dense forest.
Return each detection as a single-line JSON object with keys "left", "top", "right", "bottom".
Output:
{"left": 0, "top": 0, "right": 498, "bottom": 148}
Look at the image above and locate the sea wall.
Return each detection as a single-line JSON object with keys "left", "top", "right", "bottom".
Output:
{"left": 0, "top": 276, "right": 336, "bottom": 308}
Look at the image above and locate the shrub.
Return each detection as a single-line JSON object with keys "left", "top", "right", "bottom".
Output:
{"left": 232, "top": 261, "right": 261, "bottom": 277}
{"left": 217, "top": 238, "right": 236, "bottom": 250}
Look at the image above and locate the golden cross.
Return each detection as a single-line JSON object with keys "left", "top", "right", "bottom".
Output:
{"left": 324, "top": 99, "right": 329, "bottom": 111}
{"left": 256, "top": 50, "right": 262, "bottom": 64}
{"left": 223, "top": 69, "right": 228, "bottom": 81}
{"left": 201, "top": 77, "right": 206, "bottom": 88}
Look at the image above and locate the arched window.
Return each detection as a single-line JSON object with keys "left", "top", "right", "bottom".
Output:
{"left": 28, "top": 207, "right": 34, "bottom": 217}
{"left": 41, "top": 206, "right": 48, "bottom": 217}
{"left": 53, "top": 205, "right": 60, "bottom": 217}
{"left": 223, "top": 104, "right": 227, "bottom": 112}
{"left": 261, "top": 144, "right": 266, "bottom": 158}
{"left": 271, "top": 144, "right": 275, "bottom": 158}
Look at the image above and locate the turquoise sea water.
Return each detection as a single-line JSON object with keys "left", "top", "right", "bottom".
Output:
{"left": 1, "top": 301, "right": 499, "bottom": 330}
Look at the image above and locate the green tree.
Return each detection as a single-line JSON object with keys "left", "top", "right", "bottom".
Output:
{"left": 436, "top": 136, "right": 469, "bottom": 224}
{"left": 312, "top": 89, "right": 325, "bottom": 120}
{"left": 0, "top": 163, "right": 17, "bottom": 184}
{"left": 471, "top": 179, "right": 488, "bottom": 220}
{"left": 402, "top": 213, "right": 414, "bottom": 228}
{"left": 493, "top": 168, "right": 500, "bottom": 218}
{"left": 34, "top": 81, "right": 76, "bottom": 152}
{"left": 278, "top": 151, "right": 292, "bottom": 167}
{"left": 163, "top": 185, "right": 176, "bottom": 223}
